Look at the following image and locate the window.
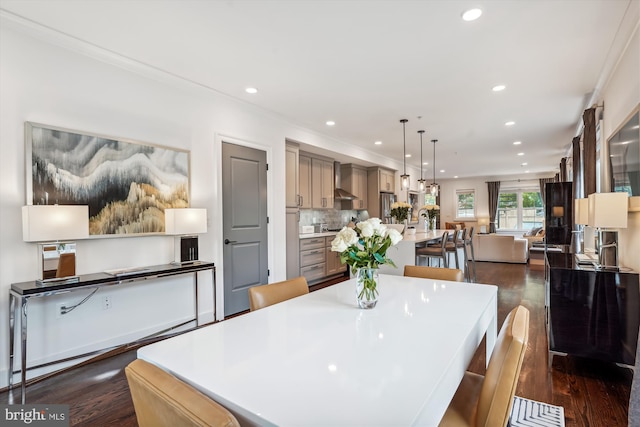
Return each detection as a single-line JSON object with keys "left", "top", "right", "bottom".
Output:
{"left": 456, "top": 190, "right": 475, "bottom": 219}
{"left": 497, "top": 190, "right": 543, "bottom": 231}
{"left": 424, "top": 194, "right": 436, "bottom": 206}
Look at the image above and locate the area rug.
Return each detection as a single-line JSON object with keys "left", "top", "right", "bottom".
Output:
{"left": 509, "top": 395, "right": 565, "bottom": 427}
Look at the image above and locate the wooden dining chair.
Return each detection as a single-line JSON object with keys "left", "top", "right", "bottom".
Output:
{"left": 248, "top": 276, "right": 309, "bottom": 311}
{"left": 464, "top": 227, "right": 477, "bottom": 282}
{"left": 444, "top": 229, "right": 464, "bottom": 269}
{"left": 439, "top": 305, "right": 530, "bottom": 427}
{"left": 416, "top": 231, "right": 449, "bottom": 268}
{"left": 125, "top": 359, "right": 240, "bottom": 427}
{"left": 403, "top": 265, "right": 464, "bottom": 282}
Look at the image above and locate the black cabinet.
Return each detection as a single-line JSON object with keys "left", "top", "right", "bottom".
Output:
{"left": 546, "top": 252, "right": 640, "bottom": 366}
{"left": 544, "top": 182, "right": 573, "bottom": 245}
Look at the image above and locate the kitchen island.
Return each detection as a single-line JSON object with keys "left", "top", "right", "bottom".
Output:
{"left": 379, "top": 229, "right": 447, "bottom": 275}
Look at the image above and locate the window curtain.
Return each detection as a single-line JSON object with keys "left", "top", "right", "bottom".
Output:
{"left": 572, "top": 136, "right": 582, "bottom": 200}
{"left": 539, "top": 177, "right": 555, "bottom": 208}
{"left": 560, "top": 158, "right": 568, "bottom": 182}
{"left": 487, "top": 181, "right": 500, "bottom": 234}
{"left": 583, "top": 107, "right": 597, "bottom": 196}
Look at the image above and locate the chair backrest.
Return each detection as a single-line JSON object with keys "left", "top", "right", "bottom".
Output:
{"left": 56, "top": 253, "right": 76, "bottom": 278}
{"left": 439, "top": 231, "right": 450, "bottom": 249}
{"left": 403, "top": 265, "right": 464, "bottom": 282}
{"left": 476, "top": 305, "right": 530, "bottom": 427}
{"left": 248, "top": 276, "right": 309, "bottom": 311}
{"left": 125, "top": 359, "right": 240, "bottom": 427}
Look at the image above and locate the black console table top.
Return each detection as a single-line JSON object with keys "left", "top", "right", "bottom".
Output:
{"left": 11, "top": 261, "right": 215, "bottom": 296}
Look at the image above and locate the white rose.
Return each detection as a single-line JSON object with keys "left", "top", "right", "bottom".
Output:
{"left": 386, "top": 228, "right": 403, "bottom": 245}
{"left": 338, "top": 227, "right": 358, "bottom": 246}
{"left": 331, "top": 235, "right": 348, "bottom": 252}
{"left": 358, "top": 221, "right": 374, "bottom": 238}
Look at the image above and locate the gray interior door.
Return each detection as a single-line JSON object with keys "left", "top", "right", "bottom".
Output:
{"left": 222, "top": 142, "right": 268, "bottom": 316}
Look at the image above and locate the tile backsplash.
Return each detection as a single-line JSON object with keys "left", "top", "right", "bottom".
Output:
{"left": 300, "top": 209, "right": 369, "bottom": 230}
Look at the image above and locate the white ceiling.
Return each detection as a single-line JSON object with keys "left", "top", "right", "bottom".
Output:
{"left": 1, "top": 0, "right": 637, "bottom": 179}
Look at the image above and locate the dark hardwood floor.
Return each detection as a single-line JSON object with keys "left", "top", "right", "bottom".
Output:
{"left": 1, "top": 263, "right": 632, "bottom": 426}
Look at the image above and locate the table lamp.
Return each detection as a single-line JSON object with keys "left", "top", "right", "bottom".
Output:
{"left": 22, "top": 205, "right": 89, "bottom": 285}
{"left": 587, "top": 192, "right": 628, "bottom": 269}
{"left": 164, "top": 208, "right": 207, "bottom": 265}
{"left": 477, "top": 217, "right": 490, "bottom": 234}
{"left": 571, "top": 198, "right": 588, "bottom": 254}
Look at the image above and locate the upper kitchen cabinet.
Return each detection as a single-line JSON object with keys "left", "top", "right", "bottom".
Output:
{"left": 379, "top": 168, "right": 395, "bottom": 193}
{"left": 311, "top": 157, "right": 334, "bottom": 209}
{"left": 340, "top": 164, "right": 368, "bottom": 210}
{"left": 299, "top": 154, "right": 312, "bottom": 208}
{"left": 285, "top": 143, "right": 300, "bottom": 208}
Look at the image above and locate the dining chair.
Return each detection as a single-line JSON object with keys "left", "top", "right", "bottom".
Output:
{"left": 416, "top": 231, "right": 449, "bottom": 268}
{"left": 403, "top": 265, "right": 463, "bottom": 282}
{"left": 248, "top": 276, "right": 309, "bottom": 311}
{"left": 464, "top": 227, "right": 477, "bottom": 282}
{"left": 439, "top": 305, "right": 530, "bottom": 427}
{"left": 125, "top": 359, "right": 240, "bottom": 427}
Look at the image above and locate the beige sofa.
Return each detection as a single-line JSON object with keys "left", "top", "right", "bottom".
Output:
{"left": 473, "top": 234, "right": 528, "bottom": 263}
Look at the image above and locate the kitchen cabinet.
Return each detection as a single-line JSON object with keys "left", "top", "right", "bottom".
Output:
{"left": 300, "top": 237, "right": 326, "bottom": 283}
{"left": 286, "top": 208, "right": 300, "bottom": 279}
{"left": 325, "top": 236, "right": 347, "bottom": 276}
{"left": 299, "top": 154, "right": 312, "bottom": 208}
{"left": 340, "top": 164, "right": 368, "bottom": 210}
{"left": 310, "top": 157, "right": 334, "bottom": 209}
{"left": 380, "top": 169, "right": 395, "bottom": 193}
{"left": 285, "top": 143, "right": 299, "bottom": 208}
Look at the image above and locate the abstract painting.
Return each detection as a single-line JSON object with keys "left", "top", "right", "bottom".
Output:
{"left": 26, "top": 122, "right": 190, "bottom": 236}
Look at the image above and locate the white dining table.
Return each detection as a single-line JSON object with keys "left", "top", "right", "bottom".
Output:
{"left": 138, "top": 274, "right": 498, "bottom": 426}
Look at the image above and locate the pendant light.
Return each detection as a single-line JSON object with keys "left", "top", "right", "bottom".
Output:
{"left": 417, "top": 130, "right": 426, "bottom": 192}
{"left": 400, "top": 119, "right": 410, "bottom": 190}
{"left": 430, "top": 139, "right": 439, "bottom": 197}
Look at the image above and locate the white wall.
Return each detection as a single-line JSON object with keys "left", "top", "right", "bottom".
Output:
{"left": 0, "top": 23, "right": 403, "bottom": 386}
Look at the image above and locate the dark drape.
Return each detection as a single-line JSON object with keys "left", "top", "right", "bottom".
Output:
{"left": 560, "top": 157, "right": 567, "bottom": 182}
{"left": 487, "top": 181, "right": 500, "bottom": 233}
{"left": 583, "top": 107, "right": 597, "bottom": 196}
{"left": 555, "top": 173, "right": 560, "bottom": 182}
{"left": 539, "top": 177, "right": 555, "bottom": 209}
{"left": 572, "top": 136, "right": 582, "bottom": 200}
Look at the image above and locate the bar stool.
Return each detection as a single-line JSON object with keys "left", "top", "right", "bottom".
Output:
{"left": 445, "top": 229, "right": 465, "bottom": 269}
{"left": 464, "top": 227, "right": 477, "bottom": 282}
{"left": 416, "top": 231, "right": 449, "bottom": 268}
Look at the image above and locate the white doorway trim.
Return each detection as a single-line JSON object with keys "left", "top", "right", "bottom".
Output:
{"left": 214, "top": 133, "right": 274, "bottom": 320}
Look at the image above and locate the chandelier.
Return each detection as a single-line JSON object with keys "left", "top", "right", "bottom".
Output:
{"left": 417, "top": 130, "right": 426, "bottom": 192}
{"left": 430, "top": 139, "right": 439, "bottom": 197}
{"left": 400, "top": 119, "right": 410, "bottom": 190}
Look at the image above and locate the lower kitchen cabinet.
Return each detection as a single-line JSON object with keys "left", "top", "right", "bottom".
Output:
{"left": 300, "top": 235, "right": 347, "bottom": 284}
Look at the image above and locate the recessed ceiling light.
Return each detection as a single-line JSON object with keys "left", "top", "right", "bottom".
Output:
{"left": 492, "top": 85, "right": 506, "bottom": 92}
{"left": 521, "top": 162, "right": 528, "bottom": 166}
{"left": 505, "top": 121, "right": 516, "bottom": 126}
{"left": 326, "top": 121, "right": 335, "bottom": 126}
{"left": 245, "top": 87, "right": 258, "bottom": 94}
{"left": 440, "top": 169, "right": 445, "bottom": 173}
{"left": 517, "top": 152, "right": 524, "bottom": 156}
{"left": 462, "top": 8, "right": 482, "bottom": 21}
{"left": 454, "top": 176, "right": 459, "bottom": 179}
{"left": 423, "top": 162, "right": 429, "bottom": 165}
{"left": 374, "top": 141, "right": 382, "bottom": 145}
{"left": 405, "top": 154, "right": 412, "bottom": 158}
{"left": 513, "top": 141, "right": 522, "bottom": 145}
{"left": 525, "top": 170, "right": 530, "bottom": 173}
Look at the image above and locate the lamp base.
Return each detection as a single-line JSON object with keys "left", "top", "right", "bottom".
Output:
{"left": 595, "top": 229, "right": 619, "bottom": 270}
{"left": 174, "top": 235, "right": 199, "bottom": 264}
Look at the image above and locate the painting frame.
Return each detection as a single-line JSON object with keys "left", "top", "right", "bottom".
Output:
{"left": 25, "top": 122, "right": 191, "bottom": 237}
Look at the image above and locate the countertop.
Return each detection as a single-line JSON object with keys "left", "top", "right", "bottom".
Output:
{"left": 299, "top": 231, "right": 339, "bottom": 239}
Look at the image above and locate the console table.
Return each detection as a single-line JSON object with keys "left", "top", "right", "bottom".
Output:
{"left": 8, "top": 261, "right": 215, "bottom": 404}
{"left": 545, "top": 252, "right": 639, "bottom": 368}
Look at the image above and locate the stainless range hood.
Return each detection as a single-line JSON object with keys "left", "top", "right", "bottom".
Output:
{"left": 334, "top": 162, "right": 358, "bottom": 200}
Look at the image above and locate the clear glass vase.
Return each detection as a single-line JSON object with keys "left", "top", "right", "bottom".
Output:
{"left": 356, "top": 268, "right": 379, "bottom": 309}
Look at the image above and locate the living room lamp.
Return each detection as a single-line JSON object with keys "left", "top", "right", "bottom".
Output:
{"left": 400, "top": 119, "right": 410, "bottom": 190}
{"left": 430, "top": 139, "right": 439, "bottom": 197}
{"left": 572, "top": 198, "right": 588, "bottom": 254}
{"left": 165, "top": 208, "right": 207, "bottom": 265}
{"left": 417, "top": 130, "right": 426, "bottom": 192}
{"left": 587, "top": 192, "right": 628, "bottom": 269}
{"left": 22, "top": 205, "right": 89, "bottom": 285}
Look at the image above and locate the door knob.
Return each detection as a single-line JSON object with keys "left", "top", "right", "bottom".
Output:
{"left": 224, "top": 239, "right": 237, "bottom": 245}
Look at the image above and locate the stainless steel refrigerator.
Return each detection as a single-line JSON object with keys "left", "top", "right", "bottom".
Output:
{"left": 380, "top": 193, "right": 397, "bottom": 224}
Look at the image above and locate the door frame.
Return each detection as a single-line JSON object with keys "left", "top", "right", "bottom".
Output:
{"left": 214, "top": 133, "right": 274, "bottom": 320}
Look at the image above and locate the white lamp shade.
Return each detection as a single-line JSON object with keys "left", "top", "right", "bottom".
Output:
{"left": 477, "top": 217, "right": 490, "bottom": 226}
{"left": 574, "top": 198, "right": 589, "bottom": 225}
{"left": 22, "top": 205, "right": 89, "bottom": 242}
{"left": 165, "top": 208, "right": 207, "bottom": 235}
{"left": 587, "top": 192, "right": 628, "bottom": 228}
